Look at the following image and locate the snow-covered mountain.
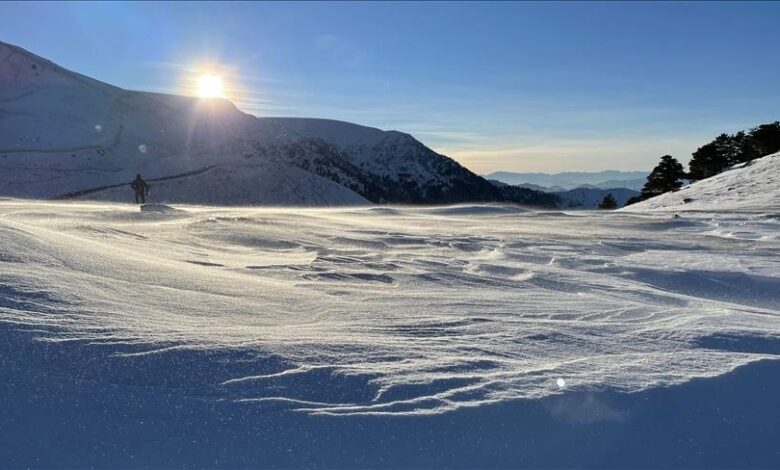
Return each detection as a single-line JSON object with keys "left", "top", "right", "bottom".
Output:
{"left": 0, "top": 41, "right": 531, "bottom": 206}
{"left": 484, "top": 170, "right": 648, "bottom": 191}
{"left": 625, "top": 152, "right": 780, "bottom": 212}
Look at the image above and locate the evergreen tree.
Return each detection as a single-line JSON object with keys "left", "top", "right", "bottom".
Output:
{"left": 598, "top": 193, "right": 618, "bottom": 209}
{"left": 641, "top": 155, "right": 686, "bottom": 198}
{"left": 688, "top": 142, "right": 718, "bottom": 180}
{"left": 689, "top": 134, "right": 738, "bottom": 180}
{"left": 688, "top": 122, "right": 780, "bottom": 180}
{"left": 749, "top": 122, "right": 780, "bottom": 157}
{"left": 733, "top": 131, "right": 760, "bottom": 164}
{"left": 713, "top": 133, "right": 741, "bottom": 166}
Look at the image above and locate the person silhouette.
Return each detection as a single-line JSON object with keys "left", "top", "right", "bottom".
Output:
{"left": 130, "top": 174, "right": 149, "bottom": 204}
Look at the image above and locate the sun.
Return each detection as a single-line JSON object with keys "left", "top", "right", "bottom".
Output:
{"left": 196, "top": 74, "right": 223, "bottom": 98}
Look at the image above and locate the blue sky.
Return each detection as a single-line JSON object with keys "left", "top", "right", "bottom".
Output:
{"left": 1, "top": 1, "right": 778, "bottom": 173}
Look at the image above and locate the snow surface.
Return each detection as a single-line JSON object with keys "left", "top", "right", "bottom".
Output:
{"left": 2, "top": 199, "right": 779, "bottom": 419}
{"left": 626, "top": 152, "right": 780, "bottom": 212}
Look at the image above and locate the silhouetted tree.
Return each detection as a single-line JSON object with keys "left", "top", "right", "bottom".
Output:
{"left": 688, "top": 142, "right": 721, "bottom": 180}
{"left": 688, "top": 122, "right": 780, "bottom": 180}
{"left": 748, "top": 121, "right": 780, "bottom": 157}
{"left": 598, "top": 193, "right": 618, "bottom": 209}
{"left": 714, "top": 133, "right": 742, "bottom": 166}
{"left": 689, "top": 134, "right": 740, "bottom": 180}
{"left": 641, "top": 155, "right": 686, "bottom": 199}
{"left": 733, "top": 131, "right": 761, "bottom": 164}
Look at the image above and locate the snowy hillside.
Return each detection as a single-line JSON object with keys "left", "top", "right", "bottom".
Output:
{"left": 2, "top": 199, "right": 779, "bottom": 466}
{"left": 0, "top": 41, "right": 517, "bottom": 206}
{"left": 69, "top": 161, "right": 370, "bottom": 206}
{"left": 626, "top": 152, "right": 780, "bottom": 212}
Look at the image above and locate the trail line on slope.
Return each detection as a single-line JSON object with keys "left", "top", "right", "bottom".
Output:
{"left": 52, "top": 165, "right": 220, "bottom": 200}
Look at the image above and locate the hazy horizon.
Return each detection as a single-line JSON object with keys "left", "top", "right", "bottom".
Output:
{"left": 2, "top": 1, "right": 778, "bottom": 173}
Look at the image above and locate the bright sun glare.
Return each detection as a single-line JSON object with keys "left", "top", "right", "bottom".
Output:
{"left": 197, "top": 75, "right": 223, "bottom": 98}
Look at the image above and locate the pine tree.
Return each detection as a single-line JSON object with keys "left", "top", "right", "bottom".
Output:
{"left": 641, "top": 155, "right": 686, "bottom": 199}
{"left": 688, "top": 142, "right": 720, "bottom": 180}
{"left": 688, "top": 122, "right": 780, "bottom": 180}
{"left": 598, "top": 193, "right": 618, "bottom": 209}
{"left": 733, "top": 131, "right": 760, "bottom": 164}
{"left": 689, "top": 134, "right": 739, "bottom": 180}
{"left": 749, "top": 122, "right": 780, "bottom": 157}
{"left": 713, "top": 133, "right": 741, "bottom": 167}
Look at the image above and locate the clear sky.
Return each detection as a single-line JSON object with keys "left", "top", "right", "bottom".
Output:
{"left": 1, "top": 1, "right": 778, "bottom": 173}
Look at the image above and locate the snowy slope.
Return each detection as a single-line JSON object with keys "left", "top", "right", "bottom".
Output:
{"left": 74, "top": 161, "right": 370, "bottom": 206}
{"left": 0, "top": 40, "right": 514, "bottom": 206}
{"left": 626, "top": 152, "right": 780, "bottom": 212}
{"left": 260, "top": 117, "right": 482, "bottom": 192}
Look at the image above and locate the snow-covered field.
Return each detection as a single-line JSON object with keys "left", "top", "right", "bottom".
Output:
{"left": 2, "top": 199, "right": 779, "bottom": 466}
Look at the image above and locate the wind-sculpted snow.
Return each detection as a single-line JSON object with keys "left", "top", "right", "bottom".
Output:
{"left": 1, "top": 200, "right": 779, "bottom": 416}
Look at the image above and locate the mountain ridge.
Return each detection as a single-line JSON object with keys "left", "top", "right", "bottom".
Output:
{"left": 485, "top": 170, "right": 649, "bottom": 191}
{"left": 0, "top": 40, "right": 554, "bottom": 207}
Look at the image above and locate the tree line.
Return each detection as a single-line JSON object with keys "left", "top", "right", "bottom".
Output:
{"left": 625, "top": 121, "right": 780, "bottom": 206}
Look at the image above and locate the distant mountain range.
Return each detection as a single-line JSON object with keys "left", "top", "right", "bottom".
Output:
{"left": 484, "top": 170, "right": 649, "bottom": 191}
{"left": 488, "top": 179, "right": 639, "bottom": 209}
{"left": 555, "top": 187, "right": 639, "bottom": 209}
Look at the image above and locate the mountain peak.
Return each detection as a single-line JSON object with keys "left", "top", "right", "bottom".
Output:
{"left": 0, "top": 40, "right": 116, "bottom": 90}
